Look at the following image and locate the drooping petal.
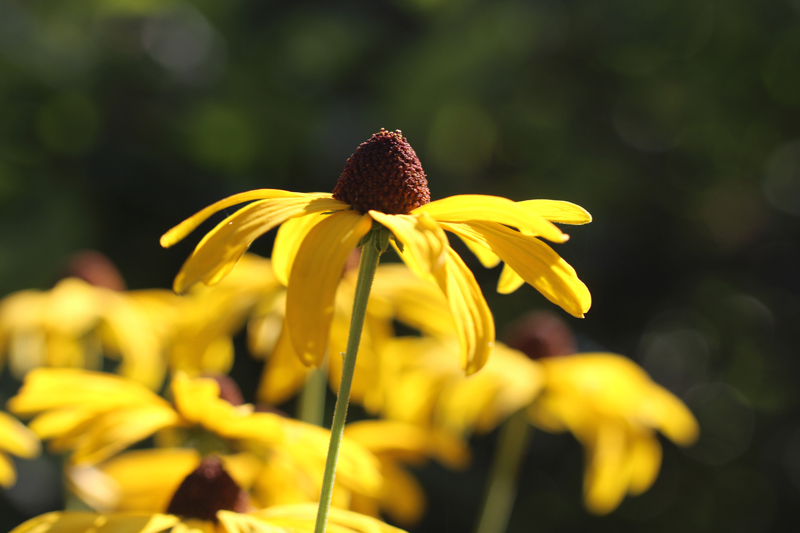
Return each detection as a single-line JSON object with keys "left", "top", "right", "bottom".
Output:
{"left": 497, "top": 263, "right": 525, "bottom": 294}
{"left": 457, "top": 235, "right": 501, "bottom": 268}
{"left": 160, "top": 190, "right": 336, "bottom": 248}
{"left": 256, "top": 327, "right": 310, "bottom": 405}
{"left": 414, "top": 195, "right": 567, "bottom": 242}
{"left": 286, "top": 211, "right": 373, "bottom": 366}
{"left": 434, "top": 249, "right": 495, "bottom": 375}
{"left": 171, "top": 196, "right": 345, "bottom": 293}
{"left": 369, "top": 212, "right": 448, "bottom": 282}
{"left": 0, "top": 452, "right": 15, "bottom": 487}
{"left": 250, "top": 503, "right": 408, "bottom": 533}
{"left": 518, "top": 200, "right": 592, "bottom": 225}
{"left": 625, "top": 432, "right": 662, "bottom": 496}
{"left": 583, "top": 423, "right": 628, "bottom": 515}
{"left": 272, "top": 212, "right": 331, "bottom": 286}
{"left": 441, "top": 221, "right": 591, "bottom": 318}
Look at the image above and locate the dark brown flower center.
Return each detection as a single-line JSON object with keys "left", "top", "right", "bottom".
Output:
{"left": 503, "top": 311, "right": 577, "bottom": 360}
{"left": 332, "top": 129, "right": 430, "bottom": 214}
{"left": 166, "top": 455, "right": 249, "bottom": 522}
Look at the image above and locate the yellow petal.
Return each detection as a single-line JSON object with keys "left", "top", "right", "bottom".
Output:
{"left": 458, "top": 234, "right": 501, "bottom": 268}
{"left": 414, "top": 194, "right": 567, "bottom": 242}
{"left": 9, "top": 512, "right": 181, "bottom": 533}
{"left": 172, "top": 196, "right": 345, "bottom": 293}
{"left": 285, "top": 211, "right": 372, "bottom": 366}
{"left": 497, "top": 263, "right": 525, "bottom": 294}
{"left": 256, "top": 327, "right": 309, "bottom": 405}
{"left": 272, "top": 212, "right": 330, "bottom": 287}
{"left": 435, "top": 249, "right": 495, "bottom": 375}
{"left": 518, "top": 200, "right": 592, "bottom": 225}
{"left": 0, "top": 411, "right": 40, "bottom": 458}
{"left": 160, "top": 189, "right": 333, "bottom": 248}
{"left": 74, "top": 448, "right": 200, "bottom": 512}
{"left": 442, "top": 221, "right": 591, "bottom": 317}
{"left": 583, "top": 423, "right": 628, "bottom": 515}
{"left": 72, "top": 406, "right": 183, "bottom": 465}
{"left": 368, "top": 212, "right": 448, "bottom": 282}
{"left": 377, "top": 461, "right": 426, "bottom": 527}
{"left": 0, "top": 452, "right": 16, "bottom": 487}
{"left": 626, "top": 432, "right": 662, "bottom": 496}
{"left": 645, "top": 385, "right": 699, "bottom": 446}
{"left": 217, "top": 512, "right": 286, "bottom": 533}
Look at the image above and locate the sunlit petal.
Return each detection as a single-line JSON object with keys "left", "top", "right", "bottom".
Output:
{"left": 457, "top": 235, "right": 501, "bottom": 268}
{"left": 626, "top": 432, "right": 662, "bottom": 495}
{"left": 0, "top": 411, "right": 40, "bottom": 458}
{"left": 172, "top": 196, "right": 344, "bottom": 293}
{"left": 160, "top": 190, "right": 336, "bottom": 248}
{"left": 369, "top": 212, "right": 447, "bottom": 281}
{"left": 583, "top": 423, "right": 628, "bottom": 515}
{"left": 256, "top": 327, "right": 309, "bottom": 405}
{"left": 518, "top": 200, "right": 592, "bottom": 225}
{"left": 442, "top": 222, "right": 591, "bottom": 317}
{"left": 497, "top": 263, "right": 525, "bottom": 294}
{"left": 286, "top": 211, "right": 373, "bottom": 366}
{"left": 435, "top": 249, "right": 494, "bottom": 375}
{"left": 415, "top": 195, "right": 567, "bottom": 242}
{"left": 10, "top": 512, "right": 181, "bottom": 533}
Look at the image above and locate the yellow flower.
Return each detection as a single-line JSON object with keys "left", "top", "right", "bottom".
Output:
{"left": 7, "top": 369, "right": 382, "bottom": 503}
{"left": 0, "top": 410, "right": 41, "bottom": 487}
{"left": 14, "top": 455, "right": 405, "bottom": 533}
{"left": 528, "top": 353, "right": 699, "bottom": 515}
{"left": 0, "top": 278, "right": 164, "bottom": 388}
{"left": 379, "top": 337, "right": 545, "bottom": 437}
{"left": 161, "top": 129, "right": 590, "bottom": 374}
{"left": 10, "top": 505, "right": 406, "bottom": 533}
{"left": 343, "top": 420, "right": 469, "bottom": 527}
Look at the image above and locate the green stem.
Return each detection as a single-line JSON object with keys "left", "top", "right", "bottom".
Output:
{"left": 298, "top": 354, "right": 329, "bottom": 426}
{"left": 314, "top": 222, "right": 388, "bottom": 533}
{"left": 474, "top": 409, "right": 531, "bottom": 533}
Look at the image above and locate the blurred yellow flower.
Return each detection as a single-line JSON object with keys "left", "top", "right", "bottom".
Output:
{"left": 0, "top": 410, "right": 41, "bottom": 487}
{"left": 253, "top": 262, "right": 456, "bottom": 413}
{"left": 0, "top": 278, "right": 164, "bottom": 388}
{"left": 10, "top": 505, "right": 407, "bottom": 533}
{"left": 161, "top": 129, "right": 590, "bottom": 374}
{"left": 18, "top": 453, "right": 404, "bottom": 533}
{"left": 7, "top": 369, "right": 382, "bottom": 504}
{"left": 528, "top": 353, "right": 699, "bottom": 515}
{"left": 379, "top": 337, "right": 545, "bottom": 438}
{"left": 344, "top": 420, "right": 469, "bottom": 527}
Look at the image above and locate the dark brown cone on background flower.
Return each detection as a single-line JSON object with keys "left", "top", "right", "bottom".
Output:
{"left": 166, "top": 455, "right": 249, "bottom": 522}
{"left": 202, "top": 373, "right": 245, "bottom": 406}
{"left": 64, "top": 250, "right": 127, "bottom": 291}
{"left": 503, "top": 311, "right": 577, "bottom": 360}
{"left": 333, "top": 129, "right": 430, "bottom": 214}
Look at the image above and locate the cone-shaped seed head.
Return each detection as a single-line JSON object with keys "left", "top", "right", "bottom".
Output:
{"left": 503, "top": 311, "right": 577, "bottom": 360}
{"left": 333, "top": 129, "right": 430, "bottom": 214}
{"left": 166, "top": 455, "right": 248, "bottom": 522}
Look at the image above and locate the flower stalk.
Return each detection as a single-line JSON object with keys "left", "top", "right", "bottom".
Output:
{"left": 314, "top": 221, "right": 389, "bottom": 533}
{"left": 474, "top": 409, "right": 531, "bottom": 533}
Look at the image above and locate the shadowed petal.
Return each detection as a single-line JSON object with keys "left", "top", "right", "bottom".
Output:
{"left": 286, "top": 211, "right": 373, "bottom": 366}
{"left": 272, "top": 212, "right": 330, "bottom": 286}
{"left": 415, "top": 195, "right": 567, "bottom": 242}
{"left": 171, "top": 197, "right": 345, "bottom": 294}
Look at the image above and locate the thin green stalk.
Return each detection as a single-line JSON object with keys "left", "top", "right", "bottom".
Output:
{"left": 314, "top": 222, "right": 388, "bottom": 533}
{"left": 474, "top": 409, "right": 531, "bottom": 533}
{"left": 298, "top": 354, "right": 329, "bottom": 426}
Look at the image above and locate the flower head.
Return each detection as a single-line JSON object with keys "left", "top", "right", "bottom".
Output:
{"left": 161, "top": 130, "right": 591, "bottom": 375}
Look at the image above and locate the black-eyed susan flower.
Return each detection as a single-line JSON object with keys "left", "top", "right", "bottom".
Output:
{"left": 0, "top": 278, "right": 164, "bottom": 388}
{"left": 528, "top": 353, "right": 698, "bottom": 515}
{"left": 160, "top": 129, "right": 591, "bottom": 375}
{"left": 0, "top": 410, "right": 41, "bottom": 488}
{"left": 7, "top": 368, "right": 382, "bottom": 505}
{"left": 13, "top": 456, "right": 405, "bottom": 533}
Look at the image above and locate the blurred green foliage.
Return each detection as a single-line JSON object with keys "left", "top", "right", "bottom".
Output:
{"left": 2, "top": 0, "right": 800, "bottom": 531}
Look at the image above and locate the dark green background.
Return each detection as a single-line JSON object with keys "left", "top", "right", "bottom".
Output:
{"left": 2, "top": 0, "right": 800, "bottom": 531}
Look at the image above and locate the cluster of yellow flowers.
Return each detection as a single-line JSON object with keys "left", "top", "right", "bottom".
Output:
{"left": 0, "top": 130, "right": 698, "bottom": 533}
